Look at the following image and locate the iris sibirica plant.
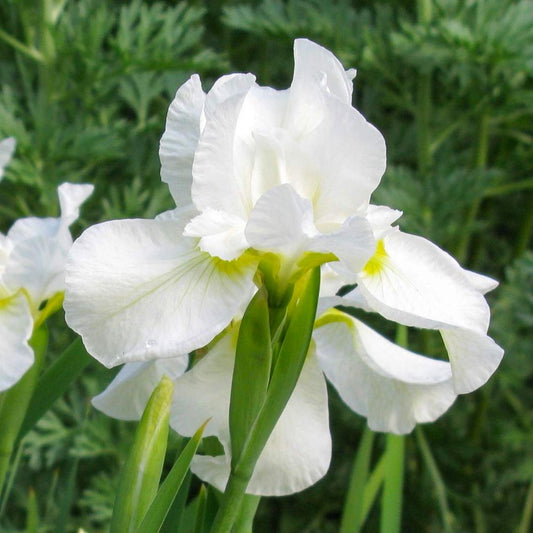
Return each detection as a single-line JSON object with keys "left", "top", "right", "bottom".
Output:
{"left": 64, "top": 39, "right": 503, "bottom": 531}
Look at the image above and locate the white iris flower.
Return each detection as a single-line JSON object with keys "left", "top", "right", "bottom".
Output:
{"left": 0, "top": 183, "right": 93, "bottom": 391}
{"left": 66, "top": 39, "right": 503, "bottom": 494}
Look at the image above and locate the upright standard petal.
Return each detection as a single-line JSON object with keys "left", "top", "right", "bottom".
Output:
{"left": 160, "top": 75, "right": 206, "bottom": 207}
{"left": 57, "top": 183, "right": 94, "bottom": 227}
{"left": 92, "top": 357, "right": 188, "bottom": 421}
{"left": 314, "top": 314, "right": 456, "bottom": 434}
{"left": 0, "top": 291, "right": 34, "bottom": 392}
{"left": 64, "top": 218, "right": 257, "bottom": 367}
{"left": 170, "top": 327, "right": 331, "bottom": 496}
{"left": 192, "top": 91, "right": 255, "bottom": 219}
{"left": 0, "top": 137, "right": 16, "bottom": 181}
{"left": 299, "top": 96, "right": 386, "bottom": 223}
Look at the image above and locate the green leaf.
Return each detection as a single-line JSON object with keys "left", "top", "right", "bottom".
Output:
{"left": 18, "top": 337, "right": 93, "bottom": 440}
{"left": 136, "top": 422, "right": 206, "bottom": 533}
{"left": 194, "top": 485, "right": 208, "bottom": 533}
{"left": 230, "top": 288, "right": 272, "bottom": 468}
{"left": 110, "top": 376, "right": 173, "bottom": 533}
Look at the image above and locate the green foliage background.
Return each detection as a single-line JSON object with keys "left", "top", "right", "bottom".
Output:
{"left": 0, "top": 0, "right": 532, "bottom": 531}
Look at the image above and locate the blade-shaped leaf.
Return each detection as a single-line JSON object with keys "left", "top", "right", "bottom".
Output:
{"left": 136, "top": 422, "right": 206, "bottom": 533}
{"left": 110, "top": 376, "right": 173, "bottom": 533}
{"left": 18, "top": 337, "right": 92, "bottom": 440}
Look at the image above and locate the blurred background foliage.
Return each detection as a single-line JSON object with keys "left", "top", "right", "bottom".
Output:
{"left": 0, "top": 0, "right": 532, "bottom": 531}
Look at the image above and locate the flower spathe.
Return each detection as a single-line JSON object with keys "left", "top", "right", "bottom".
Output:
{"left": 0, "top": 183, "right": 93, "bottom": 391}
{"left": 68, "top": 38, "right": 503, "bottom": 494}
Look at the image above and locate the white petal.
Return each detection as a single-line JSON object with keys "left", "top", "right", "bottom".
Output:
{"left": 160, "top": 75, "right": 206, "bottom": 207}
{"left": 64, "top": 218, "right": 257, "bottom": 367}
{"left": 92, "top": 357, "right": 188, "bottom": 421}
{"left": 314, "top": 316, "right": 456, "bottom": 434}
{"left": 357, "top": 231, "right": 491, "bottom": 333}
{"left": 285, "top": 39, "right": 354, "bottom": 137}
{"left": 441, "top": 328, "right": 504, "bottom": 394}
{"left": 58, "top": 183, "right": 94, "bottom": 227}
{"left": 309, "top": 215, "right": 375, "bottom": 273}
{"left": 366, "top": 205, "right": 402, "bottom": 239}
{"left": 0, "top": 292, "right": 34, "bottom": 392}
{"left": 204, "top": 73, "right": 256, "bottom": 120}
{"left": 300, "top": 95, "right": 386, "bottom": 223}
{"left": 0, "top": 137, "right": 16, "bottom": 181}
{"left": 192, "top": 92, "right": 254, "bottom": 219}
{"left": 171, "top": 328, "right": 331, "bottom": 496}
{"left": 245, "top": 184, "right": 318, "bottom": 260}
{"left": 293, "top": 39, "right": 355, "bottom": 105}
{"left": 462, "top": 269, "right": 499, "bottom": 294}
{"left": 184, "top": 209, "right": 248, "bottom": 261}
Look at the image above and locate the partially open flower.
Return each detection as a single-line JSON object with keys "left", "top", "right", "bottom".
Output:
{"left": 0, "top": 183, "right": 93, "bottom": 391}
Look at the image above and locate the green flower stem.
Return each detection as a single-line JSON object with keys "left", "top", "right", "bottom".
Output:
{"left": 211, "top": 268, "right": 320, "bottom": 533}
{"left": 340, "top": 427, "right": 375, "bottom": 533}
{"left": 234, "top": 495, "right": 261, "bottom": 533}
{"left": 0, "top": 326, "right": 48, "bottom": 498}
{"left": 518, "top": 476, "right": 533, "bottom": 533}
{"left": 209, "top": 472, "right": 250, "bottom": 533}
{"left": 380, "top": 434, "right": 405, "bottom": 533}
{"left": 415, "top": 427, "right": 455, "bottom": 532}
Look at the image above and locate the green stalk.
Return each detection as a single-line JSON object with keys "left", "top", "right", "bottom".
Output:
{"left": 233, "top": 495, "right": 260, "bottom": 533}
{"left": 211, "top": 268, "right": 320, "bottom": 533}
{"left": 380, "top": 434, "right": 405, "bottom": 533}
{"left": 0, "top": 327, "right": 48, "bottom": 497}
{"left": 209, "top": 473, "right": 250, "bottom": 533}
{"left": 518, "top": 477, "right": 533, "bottom": 533}
{"left": 340, "top": 427, "right": 375, "bottom": 533}
{"left": 415, "top": 427, "right": 454, "bottom": 532}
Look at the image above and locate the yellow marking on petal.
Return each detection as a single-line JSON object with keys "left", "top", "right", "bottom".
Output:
{"left": 363, "top": 239, "right": 388, "bottom": 276}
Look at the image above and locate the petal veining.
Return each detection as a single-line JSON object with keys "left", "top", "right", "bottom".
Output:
{"left": 64, "top": 218, "right": 257, "bottom": 367}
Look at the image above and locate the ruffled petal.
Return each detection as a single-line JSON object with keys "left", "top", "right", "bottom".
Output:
{"left": 441, "top": 328, "right": 504, "bottom": 394}
{"left": 293, "top": 39, "right": 355, "bottom": 105}
{"left": 160, "top": 75, "right": 206, "bottom": 207}
{"left": 245, "top": 184, "right": 318, "bottom": 260}
{"left": 314, "top": 314, "right": 456, "bottom": 434}
{"left": 192, "top": 91, "right": 255, "bottom": 219}
{"left": 184, "top": 208, "right": 248, "bottom": 261}
{"left": 204, "top": 73, "right": 256, "bottom": 120}
{"left": 309, "top": 215, "right": 375, "bottom": 274}
{"left": 0, "top": 291, "right": 34, "bottom": 392}
{"left": 0, "top": 137, "right": 16, "bottom": 181}
{"left": 92, "top": 357, "right": 188, "bottom": 421}
{"left": 285, "top": 39, "right": 355, "bottom": 137}
{"left": 64, "top": 217, "right": 257, "bottom": 367}
{"left": 357, "top": 231, "right": 491, "bottom": 333}
{"left": 299, "top": 96, "right": 386, "bottom": 223}
{"left": 171, "top": 327, "right": 331, "bottom": 496}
